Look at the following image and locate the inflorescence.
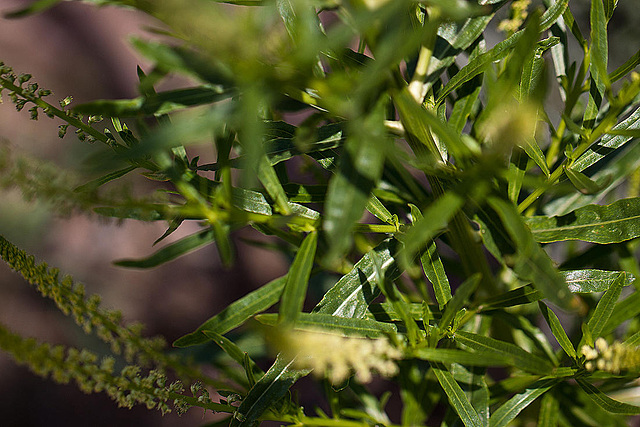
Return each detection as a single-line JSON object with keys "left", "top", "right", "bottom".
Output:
{"left": 0, "top": 61, "right": 104, "bottom": 143}
{"left": 582, "top": 338, "right": 640, "bottom": 374}
{"left": 272, "top": 328, "right": 402, "bottom": 385}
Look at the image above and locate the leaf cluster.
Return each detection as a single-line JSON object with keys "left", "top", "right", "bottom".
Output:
{"left": 1, "top": 0, "right": 640, "bottom": 425}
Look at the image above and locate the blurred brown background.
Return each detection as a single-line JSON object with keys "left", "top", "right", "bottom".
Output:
{"left": 0, "top": 0, "right": 638, "bottom": 426}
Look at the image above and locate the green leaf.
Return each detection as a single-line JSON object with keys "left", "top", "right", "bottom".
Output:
{"left": 366, "top": 301, "right": 428, "bottom": 322}
{"left": 540, "top": 0, "right": 570, "bottom": 31}
{"left": 538, "top": 301, "right": 577, "bottom": 359}
{"left": 564, "top": 166, "right": 608, "bottom": 195}
{"left": 582, "top": 273, "right": 625, "bottom": 345}
{"left": 257, "top": 154, "right": 291, "bottom": 215}
{"left": 73, "top": 86, "right": 234, "bottom": 117}
{"left": 254, "top": 312, "right": 397, "bottom": 338}
{"left": 602, "top": 291, "right": 640, "bottom": 335}
{"left": 448, "top": 40, "right": 484, "bottom": 134}
{"left": 323, "top": 101, "right": 387, "bottom": 260}
{"left": 436, "top": 32, "right": 522, "bottom": 106}
{"left": 527, "top": 198, "right": 640, "bottom": 244}
{"left": 576, "top": 379, "right": 640, "bottom": 415}
{"left": 395, "top": 88, "right": 477, "bottom": 161}
{"left": 211, "top": 220, "right": 234, "bottom": 267}
{"left": 413, "top": 348, "right": 510, "bottom": 367}
{"left": 400, "top": 193, "right": 465, "bottom": 269}
{"left": 366, "top": 194, "right": 394, "bottom": 225}
{"left": 488, "top": 378, "right": 560, "bottom": 427}
{"left": 545, "top": 141, "right": 640, "bottom": 215}
{"left": 609, "top": 49, "right": 640, "bottom": 83}
{"left": 202, "top": 330, "right": 264, "bottom": 381}
{"left": 424, "top": 6, "right": 497, "bottom": 88}
{"left": 488, "top": 197, "right": 573, "bottom": 308}
{"left": 572, "top": 105, "right": 640, "bottom": 173}
{"left": 439, "top": 275, "right": 480, "bottom": 332}
{"left": 454, "top": 331, "right": 554, "bottom": 374}
{"left": 235, "top": 240, "right": 401, "bottom": 423}
{"left": 590, "top": 0, "right": 610, "bottom": 89}
{"left": 173, "top": 275, "right": 286, "bottom": 347}
{"left": 562, "top": 269, "right": 635, "bottom": 292}
{"left": 74, "top": 166, "right": 137, "bottom": 193}
{"left": 537, "top": 392, "right": 560, "bottom": 427}
{"left": 372, "top": 251, "right": 422, "bottom": 345}
{"left": 278, "top": 231, "right": 317, "bottom": 325}
{"left": 431, "top": 362, "right": 484, "bottom": 427}
{"left": 231, "top": 187, "right": 273, "bottom": 216}
{"left": 313, "top": 239, "right": 401, "bottom": 318}
{"left": 479, "top": 285, "right": 541, "bottom": 310}
{"left": 521, "top": 137, "right": 550, "bottom": 178}
{"left": 230, "top": 355, "right": 309, "bottom": 427}
{"left": 420, "top": 239, "right": 452, "bottom": 309}
{"left": 114, "top": 228, "right": 215, "bottom": 268}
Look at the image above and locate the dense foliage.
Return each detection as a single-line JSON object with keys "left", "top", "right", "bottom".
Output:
{"left": 2, "top": 0, "right": 640, "bottom": 425}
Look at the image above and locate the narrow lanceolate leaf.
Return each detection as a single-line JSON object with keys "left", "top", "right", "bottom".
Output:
{"left": 544, "top": 141, "right": 640, "bottom": 216}
{"left": 454, "top": 331, "right": 554, "bottom": 374}
{"left": 576, "top": 379, "right": 640, "bottom": 415}
{"left": 394, "top": 88, "right": 477, "bottom": 160}
{"left": 323, "top": 101, "right": 387, "bottom": 261}
{"left": 564, "top": 166, "right": 607, "bottom": 194}
{"left": 413, "top": 348, "right": 510, "bottom": 367}
{"left": 73, "top": 86, "right": 234, "bottom": 117}
{"left": 401, "top": 193, "right": 464, "bottom": 269}
{"left": 488, "top": 197, "right": 573, "bottom": 309}
{"left": 431, "top": 362, "right": 484, "bottom": 427}
{"left": 562, "top": 269, "right": 635, "bottom": 293}
{"left": 590, "top": 0, "right": 610, "bottom": 89}
{"left": 257, "top": 154, "right": 291, "bottom": 215}
{"left": 114, "top": 228, "right": 215, "bottom": 268}
{"left": 436, "top": 30, "right": 526, "bottom": 106}
{"left": 526, "top": 198, "right": 640, "bottom": 244}
{"left": 230, "top": 355, "right": 310, "bottom": 427}
{"left": 74, "top": 165, "right": 137, "bottom": 193}
{"left": 603, "top": 292, "right": 640, "bottom": 335}
{"left": 488, "top": 378, "right": 560, "bottom": 427}
{"left": 202, "top": 330, "right": 264, "bottom": 379}
{"left": 425, "top": 7, "right": 495, "bottom": 86}
{"left": 609, "top": 49, "right": 640, "bottom": 83}
{"left": 173, "top": 275, "right": 286, "bottom": 347}
{"left": 254, "top": 313, "right": 396, "bottom": 338}
{"left": 313, "top": 239, "right": 400, "bottom": 318}
{"left": 537, "top": 392, "right": 560, "bottom": 427}
{"left": 421, "top": 239, "right": 452, "bottom": 309}
{"left": 439, "top": 275, "right": 480, "bottom": 332}
{"left": 521, "top": 137, "right": 550, "bottom": 178}
{"left": 366, "top": 194, "right": 394, "bottom": 224}
{"left": 479, "top": 285, "right": 541, "bottom": 310}
{"left": 538, "top": 301, "right": 577, "bottom": 359}
{"left": 278, "top": 231, "right": 317, "bottom": 325}
{"left": 572, "top": 105, "right": 640, "bottom": 173}
{"left": 540, "top": 0, "right": 570, "bottom": 31}
{"left": 585, "top": 273, "right": 625, "bottom": 339}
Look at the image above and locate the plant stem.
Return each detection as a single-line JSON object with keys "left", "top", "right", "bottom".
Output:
{"left": 0, "top": 76, "right": 109, "bottom": 144}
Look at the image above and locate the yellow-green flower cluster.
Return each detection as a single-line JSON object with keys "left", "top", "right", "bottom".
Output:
{"left": 582, "top": 338, "right": 640, "bottom": 374}
{"left": 497, "top": 0, "right": 531, "bottom": 35}
{"left": 0, "top": 321, "right": 179, "bottom": 414}
{"left": 0, "top": 235, "right": 165, "bottom": 365}
{"left": 275, "top": 328, "right": 402, "bottom": 384}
